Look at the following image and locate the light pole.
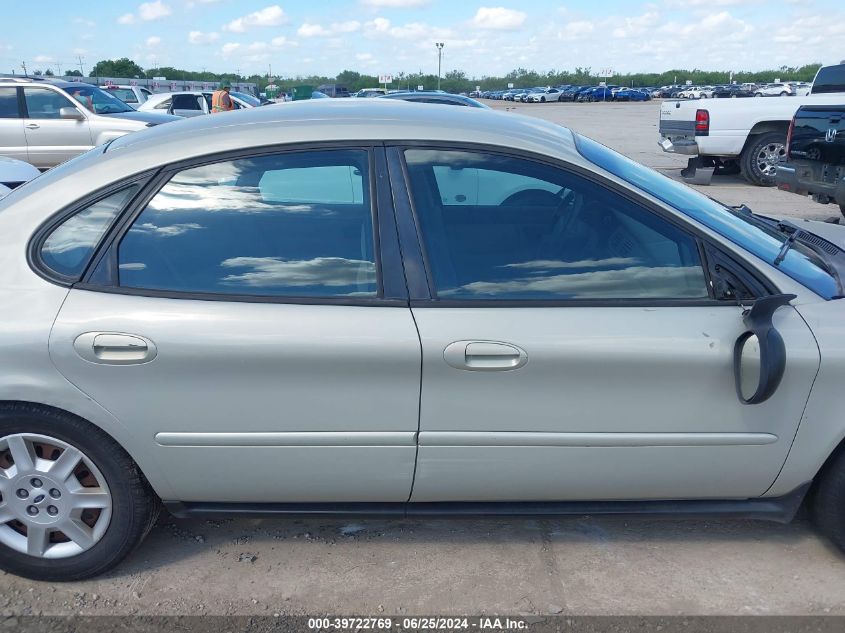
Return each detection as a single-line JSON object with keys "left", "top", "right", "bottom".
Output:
{"left": 436, "top": 42, "right": 444, "bottom": 91}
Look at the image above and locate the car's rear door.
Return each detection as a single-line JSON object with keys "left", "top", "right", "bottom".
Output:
{"left": 49, "top": 146, "right": 421, "bottom": 503}
{"left": 388, "top": 145, "right": 819, "bottom": 503}
{"left": 0, "top": 87, "right": 28, "bottom": 163}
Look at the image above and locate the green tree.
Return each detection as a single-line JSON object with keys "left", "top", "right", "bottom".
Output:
{"left": 44, "top": 68, "right": 54, "bottom": 76}
{"left": 66, "top": 69, "right": 83, "bottom": 77}
{"left": 91, "top": 57, "right": 145, "bottom": 78}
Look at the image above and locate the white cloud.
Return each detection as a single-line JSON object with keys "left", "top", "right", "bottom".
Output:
{"left": 356, "top": 52, "right": 374, "bottom": 61}
{"left": 471, "top": 7, "right": 527, "bottom": 30}
{"left": 146, "top": 35, "right": 161, "bottom": 46}
{"left": 118, "top": 13, "right": 136, "bottom": 24}
{"left": 188, "top": 30, "right": 220, "bottom": 44}
{"left": 221, "top": 42, "right": 240, "bottom": 54}
{"left": 298, "top": 23, "right": 332, "bottom": 37}
{"left": 34, "top": 55, "right": 54, "bottom": 63}
{"left": 361, "top": 0, "right": 429, "bottom": 6}
{"left": 224, "top": 5, "right": 288, "bottom": 32}
{"left": 139, "top": 1, "right": 172, "bottom": 20}
{"left": 298, "top": 20, "right": 362, "bottom": 37}
{"left": 72, "top": 17, "right": 96, "bottom": 28}
{"left": 367, "top": 17, "right": 391, "bottom": 32}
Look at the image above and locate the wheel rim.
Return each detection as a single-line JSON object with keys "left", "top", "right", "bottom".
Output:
{"left": 755, "top": 142, "right": 786, "bottom": 177}
{"left": 0, "top": 433, "right": 112, "bottom": 559}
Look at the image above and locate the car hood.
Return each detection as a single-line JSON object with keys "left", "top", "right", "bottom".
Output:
{"left": 102, "top": 111, "right": 181, "bottom": 125}
{"left": 0, "top": 155, "right": 40, "bottom": 181}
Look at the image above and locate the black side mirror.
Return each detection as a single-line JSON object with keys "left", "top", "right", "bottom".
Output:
{"left": 733, "top": 294, "right": 796, "bottom": 405}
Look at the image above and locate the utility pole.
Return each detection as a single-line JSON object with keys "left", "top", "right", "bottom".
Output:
{"left": 436, "top": 42, "right": 444, "bottom": 91}
{"left": 77, "top": 55, "right": 85, "bottom": 77}
{"left": 21, "top": 61, "right": 28, "bottom": 77}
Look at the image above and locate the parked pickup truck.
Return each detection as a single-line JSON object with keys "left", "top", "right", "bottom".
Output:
{"left": 658, "top": 63, "right": 845, "bottom": 186}
{"left": 777, "top": 105, "right": 845, "bottom": 218}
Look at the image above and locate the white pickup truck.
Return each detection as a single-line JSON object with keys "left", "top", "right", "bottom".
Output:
{"left": 658, "top": 63, "right": 845, "bottom": 186}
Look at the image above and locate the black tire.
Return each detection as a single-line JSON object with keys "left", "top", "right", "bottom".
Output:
{"left": 0, "top": 403, "right": 159, "bottom": 581}
{"left": 740, "top": 131, "right": 787, "bottom": 186}
{"left": 812, "top": 447, "right": 845, "bottom": 553}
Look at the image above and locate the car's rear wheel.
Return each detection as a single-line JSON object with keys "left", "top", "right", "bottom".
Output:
{"left": 741, "top": 131, "right": 787, "bottom": 186}
{"left": 812, "top": 447, "right": 845, "bottom": 554}
{"left": 0, "top": 404, "right": 159, "bottom": 581}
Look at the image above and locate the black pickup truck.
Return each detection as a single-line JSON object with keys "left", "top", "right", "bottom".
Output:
{"left": 777, "top": 102, "right": 845, "bottom": 217}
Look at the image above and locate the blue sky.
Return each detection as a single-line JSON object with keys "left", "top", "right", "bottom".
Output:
{"left": 1, "top": 0, "right": 841, "bottom": 78}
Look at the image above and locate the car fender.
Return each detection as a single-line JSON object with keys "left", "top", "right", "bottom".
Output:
{"left": 91, "top": 129, "right": 138, "bottom": 146}
{"left": 767, "top": 299, "right": 845, "bottom": 496}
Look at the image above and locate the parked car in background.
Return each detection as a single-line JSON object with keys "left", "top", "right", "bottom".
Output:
{"left": 353, "top": 88, "right": 388, "bottom": 98}
{"left": 3, "top": 100, "right": 845, "bottom": 581}
{"left": 377, "top": 92, "right": 488, "bottom": 108}
{"left": 0, "top": 77, "right": 178, "bottom": 169}
{"left": 791, "top": 82, "right": 812, "bottom": 96}
{"left": 658, "top": 63, "right": 845, "bottom": 186}
{"left": 138, "top": 91, "right": 260, "bottom": 117}
{"left": 528, "top": 87, "right": 563, "bottom": 103}
{"left": 0, "top": 155, "right": 39, "bottom": 196}
{"left": 712, "top": 84, "right": 756, "bottom": 98}
{"left": 316, "top": 84, "right": 351, "bottom": 98}
{"left": 755, "top": 83, "right": 795, "bottom": 97}
{"left": 777, "top": 104, "right": 845, "bottom": 217}
{"left": 614, "top": 88, "right": 651, "bottom": 102}
{"left": 103, "top": 85, "right": 153, "bottom": 109}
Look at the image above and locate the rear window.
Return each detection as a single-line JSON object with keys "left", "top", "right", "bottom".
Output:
{"left": 811, "top": 64, "right": 845, "bottom": 94}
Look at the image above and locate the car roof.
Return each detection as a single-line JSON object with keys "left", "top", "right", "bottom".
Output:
{"left": 0, "top": 77, "right": 95, "bottom": 90}
{"left": 107, "top": 99, "right": 577, "bottom": 167}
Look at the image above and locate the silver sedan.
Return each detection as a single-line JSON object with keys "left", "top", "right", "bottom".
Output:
{"left": 1, "top": 100, "right": 845, "bottom": 580}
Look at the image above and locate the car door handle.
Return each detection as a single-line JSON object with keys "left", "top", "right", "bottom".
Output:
{"left": 73, "top": 332, "right": 157, "bottom": 365}
{"left": 25, "top": 123, "right": 40, "bottom": 130}
{"left": 443, "top": 341, "right": 528, "bottom": 372}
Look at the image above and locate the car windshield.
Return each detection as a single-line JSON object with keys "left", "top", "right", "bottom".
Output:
{"left": 232, "top": 91, "right": 259, "bottom": 107}
{"left": 575, "top": 134, "right": 840, "bottom": 299}
{"left": 66, "top": 85, "right": 135, "bottom": 114}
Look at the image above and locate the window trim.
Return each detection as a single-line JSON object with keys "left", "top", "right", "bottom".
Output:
{"left": 80, "top": 142, "right": 407, "bottom": 307}
{"left": 27, "top": 172, "right": 155, "bottom": 286}
{"left": 388, "top": 142, "right": 777, "bottom": 307}
{"left": 0, "top": 86, "right": 22, "bottom": 119}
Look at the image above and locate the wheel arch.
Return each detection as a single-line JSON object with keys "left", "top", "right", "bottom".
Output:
{"left": 743, "top": 120, "right": 789, "bottom": 151}
{"left": 0, "top": 399, "right": 173, "bottom": 501}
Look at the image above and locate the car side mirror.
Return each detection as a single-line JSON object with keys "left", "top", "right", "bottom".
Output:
{"left": 59, "top": 107, "right": 84, "bottom": 121}
{"left": 733, "top": 294, "right": 796, "bottom": 405}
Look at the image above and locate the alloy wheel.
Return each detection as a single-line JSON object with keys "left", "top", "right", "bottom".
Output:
{"left": 0, "top": 434, "right": 112, "bottom": 559}
{"left": 754, "top": 142, "right": 786, "bottom": 177}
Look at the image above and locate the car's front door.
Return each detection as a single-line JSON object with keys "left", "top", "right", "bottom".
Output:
{"left": 391, "top": 146, "right": 820, "bottom": 503}
{"left": 49, "top": 147, "right": 421, "bottom": 503}
{"left": 170, "top": 93, "right": 205, "bottom": 117}
{"left": 22, "top": 87, "right": 92, "bottom": 168}
{"left": 0, "top": 87, "right": 28, "bottom": 163}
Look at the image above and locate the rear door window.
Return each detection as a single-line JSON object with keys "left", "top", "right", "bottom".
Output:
{"left": 117, "top": 150, "right": 377, "bottom": 298}
{"left": 0, "top": 88, "right": 20, "bottom": 118}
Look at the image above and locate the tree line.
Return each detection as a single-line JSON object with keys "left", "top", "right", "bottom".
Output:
{"left": 86, "top": 58, "right": 824, "bottom": 93}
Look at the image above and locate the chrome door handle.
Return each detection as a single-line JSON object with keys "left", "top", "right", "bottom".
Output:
{"left": 25, "top": 123, "right": 40, "bottom": 130}
{"left": 443, "top": 341, "right": 528, "bottom": 372}
{"left": 73, "top": 332, "right": 157, "bottom": 365}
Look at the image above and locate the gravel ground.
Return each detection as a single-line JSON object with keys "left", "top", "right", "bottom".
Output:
{"left": 1, "top": 99, "right": 844, "bottom": 618}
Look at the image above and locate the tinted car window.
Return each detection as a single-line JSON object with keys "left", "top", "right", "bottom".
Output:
{"left": 153, "top": 98, "right": 172, "bottom": 110}
{"left": 63, "top": 85, "right": 134, "bottom": 114}
{"left": 0, "top": 88, "right": 19, "bottom": 118}
{"left": 404, "top": 149, "right": 707, "bottom": 300}
{"left": 23, "top": 88, "right": 77, "bottom": 119}
{"left": 118, "top": 150, "right": 377, "bottom": 298}
{"left": 575, "top": 134, "right": 840, "bottom": 299}
{"left": 172, "top": 94, "right": 202, "bottom": 110}
{"left": 811, "top": 64, "right": 845, "bottom": 94}
{"left": 41, "top": 186, "right": 139, "bottom": 278}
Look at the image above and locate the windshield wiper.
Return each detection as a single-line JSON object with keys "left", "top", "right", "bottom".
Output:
{"left": 773, "top": 220, "right": 802, "bottom": 266}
